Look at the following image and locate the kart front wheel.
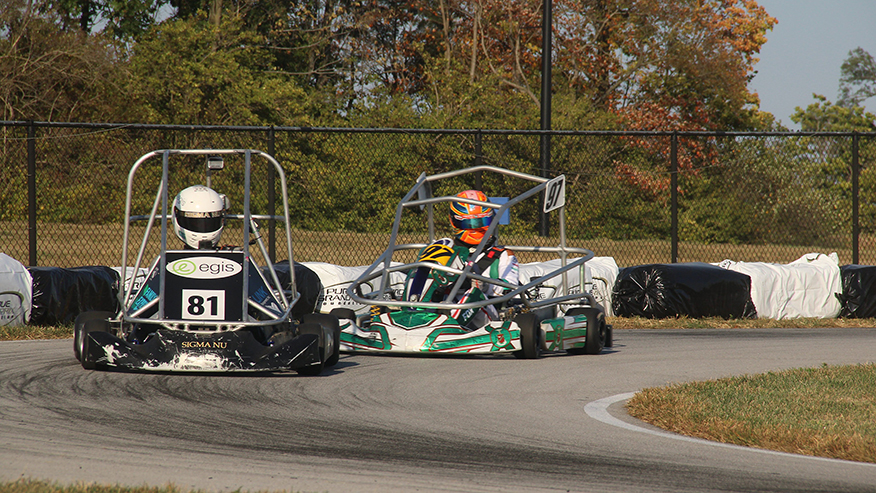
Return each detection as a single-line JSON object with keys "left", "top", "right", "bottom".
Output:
{"left": 295, "top": 322, "right": 326, "bottom": 376}
{"left": 77, "top": 317, "right": 111, "bottom": 370}
{"left": 73, "top": 311, "right": 113, "bottom": 362}
{"left": 565, "top": 307, "right": 606, "bottom": 355}
{"left": 303, "top": 313, "right": 341, "bottom": 367}
{"left": 513, "top": 313, "right": 541, "bottom": 359}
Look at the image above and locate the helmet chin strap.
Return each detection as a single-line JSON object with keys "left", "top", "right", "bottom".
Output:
{"left": 198, "top": 239, "right": 215, "bottom": 249}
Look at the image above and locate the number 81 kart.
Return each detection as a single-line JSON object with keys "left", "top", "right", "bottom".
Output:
{"left": 74, "top": 149, "right": 339, "bottom": 374}
{"left": 334, "top": 165, "right": 612, "bottom": 358}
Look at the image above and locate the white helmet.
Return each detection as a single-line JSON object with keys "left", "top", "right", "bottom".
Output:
{"left": 172, "top": 185, "right": 228, "bottom": 249}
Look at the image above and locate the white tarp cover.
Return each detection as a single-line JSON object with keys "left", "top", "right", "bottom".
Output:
{"left": 303, "top": 262, "right": 407, "bottom": 315}
{"left": 111, "top": 266, "right": 150, "bottom": 293}
{"left": 715, "top": 252, "right": 842, "bottom": 319}
{"left": 519, "top": 257, "right": 619, "bottom": 316}
{"left": 0, "top": 253, "right": 32, "bottom": 326}
{"left": 305, "top": 257, "right": 619, "bottom": 316}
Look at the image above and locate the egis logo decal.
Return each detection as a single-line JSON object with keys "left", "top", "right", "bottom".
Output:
{"left": 167, "top": 257, "right": 242, "bottom": 279}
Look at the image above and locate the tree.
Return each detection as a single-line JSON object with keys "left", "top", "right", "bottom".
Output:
{"left": 791, "top": 94, "right": 876, "bottom": 132}
{"left": 126, "top": 13, "right": 310, "bottom": 126}
{"left": 0, "top": 1, "right": 124, "bottom": 121}
{"left": 373, "top": 0, "right": 777, "bottom": 131}
{"left": 32, "top": 0, "right": 166, "bottom": 39}
{"left": 838, "top": 47, "right": 876, "bottom": 109}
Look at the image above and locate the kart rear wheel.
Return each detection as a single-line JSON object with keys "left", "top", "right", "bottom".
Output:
{"left": 513, "top": 313, "right": 541, "bottom": 359}
{"left": 565, "top": 307, "right": 606, "bottom": 355}
{"left": 296, "top": 322, "right": 326, "bottom": 376}
{"left": 73, "top": 311, "right": 112, "bottom": 361}
{"left": 78, "top": 317, "right": 111, "bottom": 370}
{"left": 303, "top": 313, "right": 341, "bottom": 367}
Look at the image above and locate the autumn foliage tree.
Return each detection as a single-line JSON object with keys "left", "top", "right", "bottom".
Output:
{"left": 2, "top": 0, "right": 780, "bottom": 129}
{"left": 0, "top": 1, "right": 124, "bottom": 121}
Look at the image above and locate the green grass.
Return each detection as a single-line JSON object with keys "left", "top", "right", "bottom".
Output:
{"left": 0, "top": 480, "right": 191, "bottom": 493}
{"left": 0, "top": 479, "right": 300, "bottom": 493}
{"left": 627, "top": 363, "right": 876, "bottom": 463}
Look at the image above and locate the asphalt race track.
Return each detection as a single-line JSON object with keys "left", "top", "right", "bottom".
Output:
{"left": 2, "top": 328, "right": 876, "bottom": 493}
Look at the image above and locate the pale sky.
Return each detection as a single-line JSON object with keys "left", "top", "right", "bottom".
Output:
{"left": 750, "top": 0, "right": 876, "bottom": 129}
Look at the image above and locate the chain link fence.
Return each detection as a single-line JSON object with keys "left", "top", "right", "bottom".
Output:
{"left": 2, "top": 122, "right": 875, "bottom": 269}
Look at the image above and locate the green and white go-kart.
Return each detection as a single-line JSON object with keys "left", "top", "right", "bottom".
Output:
{"left": 334, "top": 165, "right": 612, "bottom": 359}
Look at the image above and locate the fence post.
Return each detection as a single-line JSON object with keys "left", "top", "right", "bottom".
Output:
{"left": 27, "top": 121, "right": 37, "bottom": 266}
{"left": 670, "top": 132, "right": 678, "bottom": 263}
{"left": 539, "top": 0, "right": 552, "bottom": 237}
{"left": 268, "top": 126, "right": 276, "bottom": 262}
{"left": 852, "top": 132, "right": 859, "bottom": 265}
{"left": 474, "top": 130, "right": 483, "bottom": 189}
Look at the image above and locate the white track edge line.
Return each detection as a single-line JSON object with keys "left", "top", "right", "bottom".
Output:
{"left": 584, "top": 392, "right": 876, "bottom": 468}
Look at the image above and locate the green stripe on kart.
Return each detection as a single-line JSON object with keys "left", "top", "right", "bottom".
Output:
{"left": 543, "top": 315, "right": 589, "bottom": 351}
{"left": 422, "top": 322, "right": 517, "bottom": 352}
{"left": 340, "top": 325, "right": 391, "bottom": 350}
{"left": 388, "top": 309, "right": 447, "bottom": 327}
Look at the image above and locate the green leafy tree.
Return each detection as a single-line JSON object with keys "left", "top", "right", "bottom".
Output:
{"left": 791, "top": 94, "right": 876, "bottom": 132}
{"left": 0, "top": 1, "right": 125, "bottom": 121}
{"left": 32, "top": 0, "right": 166, "bottom": 39}
{"left": 126, "top": 13, "right": 310, "bottom": 126}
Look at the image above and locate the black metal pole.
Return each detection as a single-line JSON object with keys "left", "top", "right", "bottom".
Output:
{"left": 268, "top": 126, "right": 277, "bottom": 262}
{"left": 27, "top": 121, "right": 37, "bottom": 266}
{"left": 670, "top": 132, "right": 678, "bottom": 263}
{"left": 539, "top": 0, "right": 552, "bottom": 237}
{"left": 852, "top": 132, "right": 859, "bottom": 265}
{"left": 474, "top": 131, "right": 483, "bottom": 190}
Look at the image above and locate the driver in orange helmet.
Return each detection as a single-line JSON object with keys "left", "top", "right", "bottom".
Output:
{"left": 406, "top": 190, "right": 519, "bottom": 328}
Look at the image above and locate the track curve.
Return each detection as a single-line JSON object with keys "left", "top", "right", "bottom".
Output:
{"left": 2, "top": 328, "right": 876, "bottom": 492}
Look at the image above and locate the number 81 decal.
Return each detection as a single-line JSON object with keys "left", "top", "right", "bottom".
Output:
{"left": 181, "top": 289, "right": 226, "bottom": 320}
{"left": 543, "top": 175, "right": 566, "bottom": 213}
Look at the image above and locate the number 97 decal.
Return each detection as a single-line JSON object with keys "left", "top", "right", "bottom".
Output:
{"left": 543, "top": 175, "right": 566, "bottom": 213}
{"left": 181, "top": 289, "right": 226, "bottom": 320}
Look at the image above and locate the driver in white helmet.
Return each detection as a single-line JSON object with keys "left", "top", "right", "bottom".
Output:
{"left": 172, "top": 185, "right": 229, "bottom": 249}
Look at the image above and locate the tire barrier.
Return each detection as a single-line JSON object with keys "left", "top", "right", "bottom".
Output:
{"left": 715, "top": 253, "right": 842, "bottom": 319}
{"left": 0, "top": 254, "right": 32, "bottom": 327}
{"left": 27, "top": 266, "right": 121, "bottom": 326}
{"left": 837, "top": 265, "right": 876, "bottom": 318}
{"left": 612, "top": 262, "right": 757, "bottom": 319}
{"left": 5, "top": 254, "right": 876, "bottom": 325}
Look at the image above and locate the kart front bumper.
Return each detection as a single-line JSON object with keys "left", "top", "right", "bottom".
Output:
{"left": 82, "top": 328, "right": 321, "bottom": 372}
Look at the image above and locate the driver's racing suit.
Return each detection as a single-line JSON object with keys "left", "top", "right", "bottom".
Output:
{"left": 406, "top": 237, "right": 519, "bottom": 328}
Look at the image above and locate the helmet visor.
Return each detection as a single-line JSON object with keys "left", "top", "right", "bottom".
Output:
{"left": 452, "top": 214, "right": 493, "bottom": 230}
{"left": 175, "top": 209, "right": 223, "bottom": 233}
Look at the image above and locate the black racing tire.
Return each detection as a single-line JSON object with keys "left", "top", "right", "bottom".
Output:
{"left": 73, "top": 311, "right": 113, "bottom": 361}
{"left": 512, "top": 313, "right": 541, "bottom": 359}
{"left": 296, "top": 322, "right": 326, "bottom": 376}
{"left": 605, "top": 323, "right": 614, "bottom": 348}
{"left": 329, "top": 308, "right": 357, "bottom": 323}
{"left": 565, "top": 307, "right": 606, "bottom": 355}
{"left": 78, "top": 317, "right": 111, "bottom": 370}
{"left": 303, "top": 313, "right": 341, "bottom": 367}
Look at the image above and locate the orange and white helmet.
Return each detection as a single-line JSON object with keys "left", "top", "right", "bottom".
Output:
{"left": 450, "top": 190, "right": 495, "bottom": 246}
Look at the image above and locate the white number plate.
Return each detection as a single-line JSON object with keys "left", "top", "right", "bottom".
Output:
{"left": 181, "top": 289, "right": 226, "bottom": 320}
{"left": 543, "top": 175, "right": 566, "bottom": 213}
